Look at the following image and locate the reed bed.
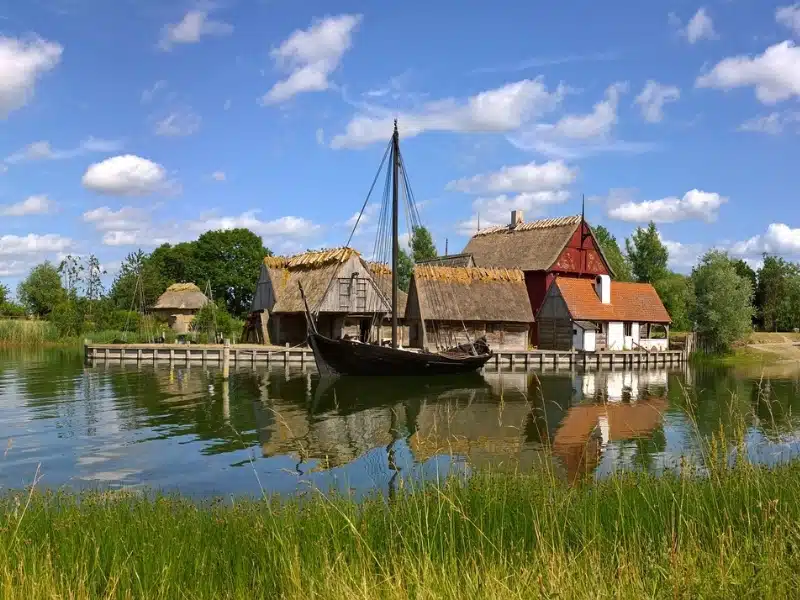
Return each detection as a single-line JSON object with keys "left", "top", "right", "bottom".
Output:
{"left": 2, "top": 457, "right": 799, "bottom": 599}
{"left": 0, "top": 319, "right": 60, "bottom": 346}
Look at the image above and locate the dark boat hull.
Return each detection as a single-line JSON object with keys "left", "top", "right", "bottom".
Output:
{"left": 308, "top": 333, "right": 493, "bottom": 376}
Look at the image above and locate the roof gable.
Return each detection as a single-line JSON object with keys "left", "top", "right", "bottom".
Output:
{"left": 547, "top": 277, "right": 671, "bottom": 323}
{"left": 153, "top": 283, "right": 210, "bottom": 310}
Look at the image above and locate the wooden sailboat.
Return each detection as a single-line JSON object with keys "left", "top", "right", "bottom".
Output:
{"left": 300, "top": 121, "right": 493, "bottom": 377}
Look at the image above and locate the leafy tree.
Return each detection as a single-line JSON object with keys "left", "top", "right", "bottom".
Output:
{"left": 109, "top": 250, "right": 166, "bottom": 311}
{"left": 17, "top": 262, "right": 66, "bottom": 317}
{"left": 191, "top": 300, "right": 241, "bottom": 341}
{"left": 691, "top": 250, "right": 754, "bottom": 353}
{"left": 592, "top": 225, "right": 633, "bottom": 281}
{"left": 778, "top": 272, "right": 800, "bottom": 332}
{"left": 192, "top": 228, "right": 269, "bottom": 316}
{"left": 732, "top": 259, "right": 757, "bottom": 292}
{"left": 756, "top": 255, "right": 794, "bottom": 331}
{"left": 411, "top": 226, "right": 437, "bottom": 263}
{"left": 150, "top": 242, "right": 198, "bottom": 285}
{"left": 397, "top": 248, "right": 413, "bottom": 292}
{"left": 654, "top": 273, "right": 694, "bottom": 331}
{"left": 625, "top": 222, "right": 668, "bottom": 283}
{"left": 58, "top": 254, "right": 84, "bottom": 297}
{"left": 0, "top": 283, "right": 8, "bottom": 306}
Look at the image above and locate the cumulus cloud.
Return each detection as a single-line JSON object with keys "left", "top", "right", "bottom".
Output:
{"left": 82, "top": 206, "right": 145, "bottom": 231}
{"left": 730, "top": 223, "right": 800, "bottom": 257}
{"left": 0, "top": 233, "right": 73, "bottom": 275}
{"left": 776, "top": 4, "right": 800, "bottom": 36}
{"left": 449, "top": 160, "right": 577, "bottom": 234}
{"left": 189, "top": 212, "right": 321, "bottom": 239}
{"left": 0, "top": 195, "right": 54, "bottom": 216}
{"left": 0, "top": 36, "right": 62, "bottom": 118}
{"left": 159, "top": 9, "right": 233, "bottom": 51}
{"left": 446, "top": 160, "right": 576, "bottom": 194}
{"left": 696, "top": 41, "right": 800, "bottom": 104}
{"left": 607, "top": 189, "right": 728, "bottom": 223}
{"left": 332, "top": 78, "right": 565, "bottom": 149}
{"left": 262, "top": 14, "right": 361, "bottom": 105}
{"left": 635, "top": 80, "right": 680, "bottom": 122}
{"left": 81, "top": 155, "right": 171, "bottom": 197}
{"left": 685, "top": 8, "right": 717, "bottom": 43}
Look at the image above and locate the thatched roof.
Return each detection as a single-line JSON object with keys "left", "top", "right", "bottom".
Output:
{"left": 410, "top": 265, "right": 533, "bottom": 322}
{"left": 463, "top": 215, "right": 584, "bottom": 271}
{"left": 416, "top": 253, "right": 475, "bottom": 268}
{"left": 368, "top": 263, "right": 408, "bottom": 315}
{"left": 153, "top": 283, "right": 210, "bottom": 311}
{"left": 266, "top": 248, "right": 394, "bottom": 314}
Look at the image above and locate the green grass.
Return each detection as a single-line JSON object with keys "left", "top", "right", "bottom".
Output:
{"left": 0, "top": 319, "right": 61, "bottom": 346}
{"left": 2, "top": 457, "right": 800, "bottom": 599}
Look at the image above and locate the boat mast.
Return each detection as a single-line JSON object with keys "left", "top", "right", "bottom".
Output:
{"left": 391, "top": 120, "right": 399, "bottom": 349}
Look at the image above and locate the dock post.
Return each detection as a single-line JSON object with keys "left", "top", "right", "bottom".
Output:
{"left": 222, "top": 340, "right": 231, "bottom": 380}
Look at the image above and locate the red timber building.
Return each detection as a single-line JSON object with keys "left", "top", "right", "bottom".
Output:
{"left": 462, "top": 211, "right": 613, "bottom": 346}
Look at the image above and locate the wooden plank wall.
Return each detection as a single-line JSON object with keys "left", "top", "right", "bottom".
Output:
{"left": 423, "top": 321, "right": 529, "bottom": 351}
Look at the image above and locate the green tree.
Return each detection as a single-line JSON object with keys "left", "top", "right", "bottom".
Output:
{"left": 625, "top": 222, "right": 669, "bottom": 283}
{"left": 150, "top": 242, "right": 198, "bottom": 285}
{"left": 397, "top": 248, "right": 413, "bottom": 292}
{"left": 192, "top": 229, "right": 269, "bottom": 316}
{"left": 592, "top": 225, "right": 633, "bottom": 281}
{"left": 778, "top": 272, "right": 800, "bottom": 332}
{"left": 756, "top": 255, "right": 793, "bottom": 331}
{"left": 109, "top": 250, "right": 166, "bottom": 311}
{"left": 0, "top": 283, "right": 8, "bottom": 306}
{"left": 732, "top": 259, "right": 757, "bottom": 292}
{"left": 191, "top": 300, "right": 241, "bottom": 341}
{"left": 17, "top": 262, "right": 66, "bottom": 317}
{"left": 691, "top": 250, "right": 754, "bottom": 353}
{"left": 411, "top": 226, "right": 437, "bottom": 263}
{"left": 654, "top": 273, "right": 694, "bottom": 331}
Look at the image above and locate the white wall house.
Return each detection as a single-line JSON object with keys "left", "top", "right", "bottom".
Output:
{"left": 536, "top": 275, "right": 672, "bottom": 352}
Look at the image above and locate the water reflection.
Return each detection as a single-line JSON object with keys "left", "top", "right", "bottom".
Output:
{"left": 2, "top": 348, "right": 800, "bottom": 497}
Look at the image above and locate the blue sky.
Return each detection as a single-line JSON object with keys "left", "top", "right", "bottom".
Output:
{"left": 1, "top": 0, "right": 800, "bottom": 290}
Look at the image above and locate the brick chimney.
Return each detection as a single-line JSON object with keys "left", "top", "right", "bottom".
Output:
{"left": 510, "top": 210, "right": 524, "bottom": 227}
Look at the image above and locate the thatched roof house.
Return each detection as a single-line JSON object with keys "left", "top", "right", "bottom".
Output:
{"left": 416, "top": 253, "right": 475, "bottom": 268}
{"left": 246, "top": 247, "right": 409, "bottom": 346}
{"left": 405, "top": 265, "right": 534, "bottom": 351}
{"left": 152, "top": 283, "right": 210, "bottom": 333}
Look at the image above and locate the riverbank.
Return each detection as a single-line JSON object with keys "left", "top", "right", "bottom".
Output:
{"left": 3, "top": 462, "right": 800, "bottom": 599}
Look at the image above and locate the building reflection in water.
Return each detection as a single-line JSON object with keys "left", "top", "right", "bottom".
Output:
{"left": 250, "top": 367, "right": 672, "bottom": 484}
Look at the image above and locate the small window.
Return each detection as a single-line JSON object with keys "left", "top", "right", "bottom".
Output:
{"left": 624, "top": 322, "right": 632, "bottom": 336}
{"left": 573, "top": 329, "right": 578, "bottom": 336}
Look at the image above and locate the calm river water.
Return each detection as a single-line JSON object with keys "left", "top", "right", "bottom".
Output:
{"left": 2, "top": 349, "right": 800, "bottom": 498}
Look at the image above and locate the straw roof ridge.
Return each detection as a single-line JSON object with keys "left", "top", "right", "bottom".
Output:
{"left": 472, "top": 215, "right": 581, "bottom": 238}
{"left": 165, "top": 282, "right": 202, "bottom": 293}
{"left": 415, "top": 265, "right": 524, "bottom": 283}
{"left": 264, "top": 247, "right": 359, "bottom": 271}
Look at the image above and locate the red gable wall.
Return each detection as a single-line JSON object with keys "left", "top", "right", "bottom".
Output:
{"left": 525, "top": 222, "right": 611, "bottom": 347}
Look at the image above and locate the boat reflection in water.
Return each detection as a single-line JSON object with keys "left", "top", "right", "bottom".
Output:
{"left": 250, "top": 367, "right": 673, "bottom": 487}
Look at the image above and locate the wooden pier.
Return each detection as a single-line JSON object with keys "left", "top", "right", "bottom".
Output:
{"left": 84, "top": 343, "right": 686, "bottom": 370}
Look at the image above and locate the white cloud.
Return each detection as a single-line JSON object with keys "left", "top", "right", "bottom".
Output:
{"left": 159, "top": 9, "right": 233, "bottom": 51}
{"left": 696, "top": 41, "right": 800, "bottom": 104}
{"left": 0, "top": 233, "right": 72, "bottom": 256}
{"left": 685, "top": 8, "right": 717, "bottom": 44}
{"left": 738, "top": 111, "right": 800, "bottom": 134}
{"left": 608, "top": 189, "right": 728, "bottom": 223}
{"left": 731, "top": 223, "right": 800, "bottom": 257}
{"left": 262, "top": 14, "right": 361, "bottom": 105}
{"left": 0, "top": 36, "right": 62, "bottom": 118}
{"left": 189, "top": 211, "right": 321, "bottom": 239}
{"left": 507, "top": 83, "right": 656, "bottom": 158}
{"left": 154, "top": 110, "right": 201, "bottom": 137}
{"left": 635, "top": 80, "right": 680, "bottom": 123}
{"left": 331, "top": 78, "right": 565, "bottom": 149}
{"left": 82, "top": 155, "right": 170, "bottom": 196}
{"left": 663, "top": 239, "right": 704, "bottom": 271}
{"left": 82, "top": 206, "right": 145, "bottom": 231}
{"left": 446, "top": 160, "right": 576, "bottom": 194}
{"left": 0, "top": 195, "right": 54, "bottom": 216}
{"left": 5, "top": 137, "right": 122, "bottom": 164}
{"left": 141, "top": 80, "right": 167, "bottom": 104}
{"left": 776, "top": 4, "right": 800, "bottom": 36}
{"left": 211, "top": 171, "right": 226, "bottom": 181}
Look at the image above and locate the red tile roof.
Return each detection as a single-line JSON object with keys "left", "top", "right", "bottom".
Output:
{"left": 553, "top": 277, "right": 671, "bottom": 323}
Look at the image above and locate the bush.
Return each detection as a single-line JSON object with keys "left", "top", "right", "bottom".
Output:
{"left": 191, "top": 301, "right": 242, "bottom": 341}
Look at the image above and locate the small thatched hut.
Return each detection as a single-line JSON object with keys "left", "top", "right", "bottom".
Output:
{"left": 245, "top": 248, "right": 409, "bottom": 346}
{"left": 152, "top": 283, "right": 210, "bottom": 333}
{"left": 405, "top": 265, "right": 534, "bottom": 351}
